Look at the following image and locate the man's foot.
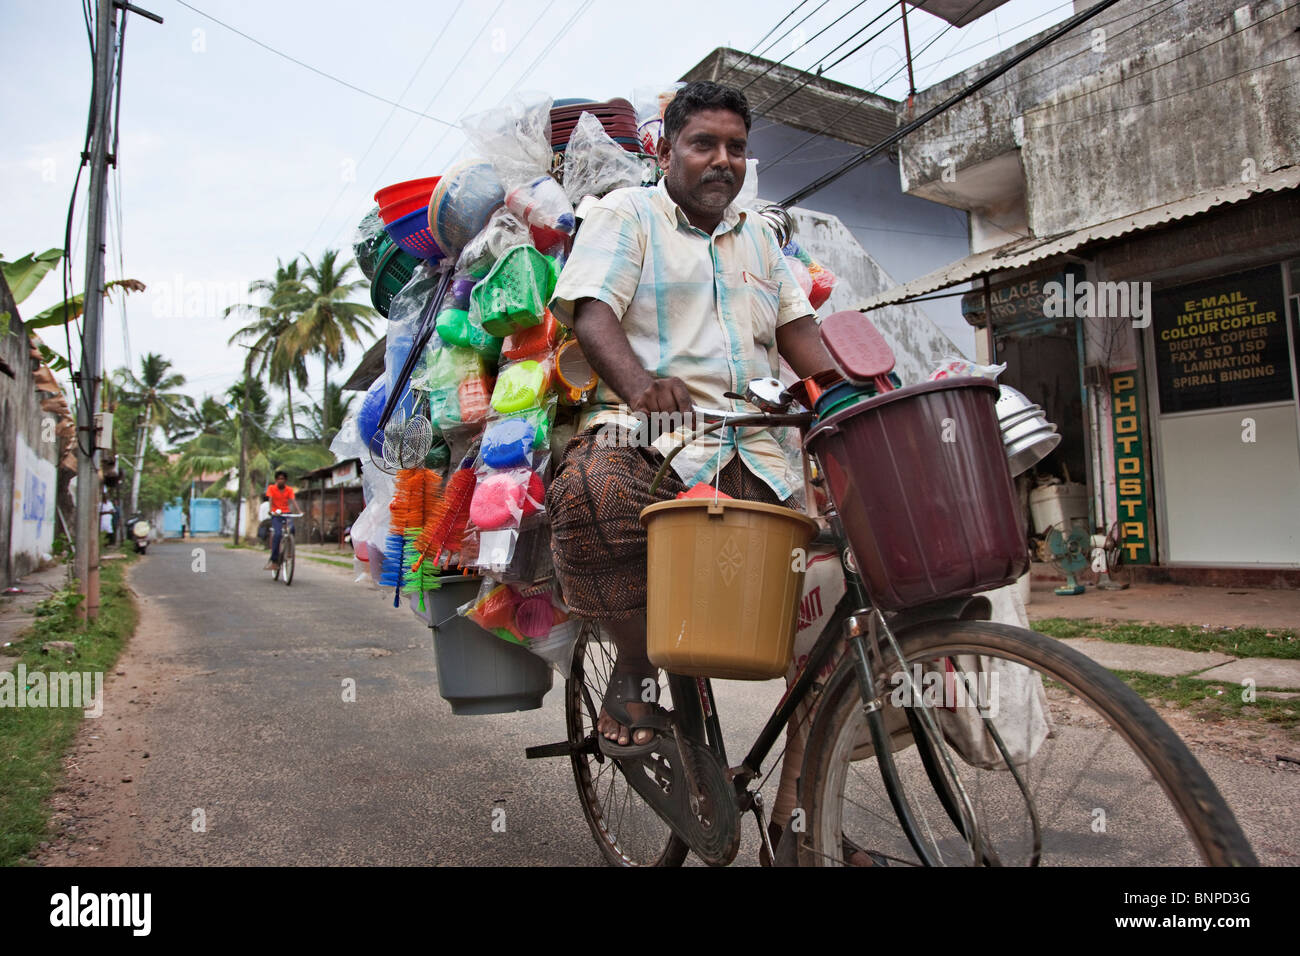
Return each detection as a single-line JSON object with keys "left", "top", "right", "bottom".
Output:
{"left": 264, "top": 560, "right": 275, "bottom": 570}
{"left": 597, "top": 670, "right": 671, "bottom": 757}
{"left": 597, "top": 700, "right": 659, "bottom": 748}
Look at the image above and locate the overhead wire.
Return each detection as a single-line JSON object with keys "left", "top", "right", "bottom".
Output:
{"left": 301, "top": 0, "right": 469, "bottom": 254}
{"left": 170, "top": 0, "right": 458, "bottom": 126}
{"left": 738, "top": 0, "right": 879, "bottom": 94}
{"left": 715, "top": 0, "right": 817, "bottom": 86}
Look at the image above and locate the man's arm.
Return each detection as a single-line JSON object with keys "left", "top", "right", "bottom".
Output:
{"left": 776, "top": 314, "right": 837, "bottom": 380}
{"left": 572, "top": 298, "right": 694, "bottom": 419}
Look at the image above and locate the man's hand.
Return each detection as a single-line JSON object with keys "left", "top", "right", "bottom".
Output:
{"left": 630, "top": 376, "right": 693, "bottom": 420}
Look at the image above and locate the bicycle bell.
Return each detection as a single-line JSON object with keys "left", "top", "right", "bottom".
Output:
{"left": 743, "top": 377, "right": 794, "bottom": 413}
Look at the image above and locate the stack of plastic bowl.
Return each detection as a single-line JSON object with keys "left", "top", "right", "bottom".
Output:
{"left": 996, "top": 385, "right": 1061, "bottom": 476}
{"left": 374, "top": 176, "right": 445, "bottom": 261}
{"left": 549, "top": 97, "right": 642, "bottom": 155}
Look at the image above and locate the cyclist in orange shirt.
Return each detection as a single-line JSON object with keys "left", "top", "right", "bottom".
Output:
{"left": 264, "top": 469, "right": 296, "bottom": 572}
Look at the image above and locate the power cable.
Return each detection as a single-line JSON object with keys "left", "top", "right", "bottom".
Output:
{"left": 313, "top": 0, "right": 510, "bottom": 254}
{"left": 756, "top": 0, "right": 832, "bottom": 60}
{"left": 776, "top": 0, "right": 1126, "bottom": 208}
{"left": 502, "top": 0, "right": 596, "bottom": 94}
{"left": 739, "top": 0, "right": 880, "bottom": 93}
{"left": 715, "top": 0, "right": 816, "bottom": 86}
{"left": 170, "top": 0, "right": 457, "bottom": 126}
{"left": 301, "top": 0, "right": 469, "bottom": 254}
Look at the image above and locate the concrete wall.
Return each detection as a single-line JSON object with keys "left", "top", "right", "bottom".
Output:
{"left": 0, "top": 278, "right": 62, "bottom": 584}
{"left": 787, "top": 208, "right": 964, "bottom": 381}
{"left": 898, "top": 0, "right": 1300, "bottom": 237}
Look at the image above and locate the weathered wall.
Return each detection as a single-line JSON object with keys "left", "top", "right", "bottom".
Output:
{"left": 898, "top": 0, "right": 1299, "bottom": 236}
{"left": 0, "top": 277, "right": 61, "bottom": 584}
{"left": 790, "top": 208, "right": 964, "bottom": 381}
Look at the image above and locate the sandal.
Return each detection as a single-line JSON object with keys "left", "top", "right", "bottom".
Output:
{"left": 598, "top": 670, "right": 672, "bottom": 758}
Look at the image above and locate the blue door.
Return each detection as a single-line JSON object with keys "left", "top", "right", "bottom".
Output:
{"left": 161, "top": 499, "right": 183, "bottom": 536}
{"left": 190, "top": 497, "right": 221, "bottom": 534}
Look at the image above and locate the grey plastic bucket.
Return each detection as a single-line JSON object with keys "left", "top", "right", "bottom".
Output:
{"left": 424, "top": 576, "right": 554, "bottom": 715}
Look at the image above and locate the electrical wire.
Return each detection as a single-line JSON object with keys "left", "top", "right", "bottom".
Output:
{"left": 715, "top": 0, "right": 816, "bottom": 86}
{"left": 170, "top": 0, "right": 457, "bottom": 127}
{"left": 739, "top": 0, "right": 881, "bottom": 94}
{"left": 300, "top": 0, "right": 469, "bottom": 254}
{"left": 502, "top": 0, "right": 596, "bottom": 94}
{"left": 756, "top": 0, "right": 832, "bottom": 61}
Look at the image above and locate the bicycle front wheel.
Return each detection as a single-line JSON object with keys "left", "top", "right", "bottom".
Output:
{"left": 797, "top": 620, "right": 1256, "bottom": 867}
{"left": 566, "top": 620, "right": 688, "bottom": 868}
{"left": 282, "top": 535, "right": 295, "bottom": 586}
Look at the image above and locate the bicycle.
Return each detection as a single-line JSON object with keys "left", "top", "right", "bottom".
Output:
{"left": 526, "top": 378, "right": 1257, "bottom": 868}
{"left": 269, "top": 512, "right": 302, "bottom": 587}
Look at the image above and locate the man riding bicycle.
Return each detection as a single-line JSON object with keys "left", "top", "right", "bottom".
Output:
{"left": 546, "top": 81, "right": 838, "bottom": 846}
{"left": 263, "top": 470, "right": 296, "bottom": 573}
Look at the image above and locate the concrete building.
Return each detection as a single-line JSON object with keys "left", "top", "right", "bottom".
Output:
{"left": 862, "top": 0, "right": 1300, "bottom": 580}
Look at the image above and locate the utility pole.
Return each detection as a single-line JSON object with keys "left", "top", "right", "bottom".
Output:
{"left": 73, "top": 0, "right": 162, "bottom": 620}
{"left": 74, "top": 0, "right": 116, "bottom": 621}
{"left": 236, "top": 368, "right": 248, "bottom": 545}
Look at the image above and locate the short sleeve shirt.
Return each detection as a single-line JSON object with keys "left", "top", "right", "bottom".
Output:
{"left": 550, "top": 180, "right": 813, "bottom": 497}
{"left": 266, "top": 484, "right": 295, "bottom": 513}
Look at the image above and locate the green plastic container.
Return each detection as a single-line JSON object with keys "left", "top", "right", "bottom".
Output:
{"left": 370, "top": 237, "right": 420, "bottom": 318}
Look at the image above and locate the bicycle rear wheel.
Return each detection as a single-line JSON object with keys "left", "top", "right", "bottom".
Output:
{"left": 566, "top": 620, "right": 688, "bottom": 867}
{"left": 797, "top": 620, "right": 1257, "bottom": 867}
{"left": 282, "top": 534, "right": 295, "bottom": 586}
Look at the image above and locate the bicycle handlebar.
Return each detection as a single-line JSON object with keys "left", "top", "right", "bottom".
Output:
{"left": 647, "top": 406, "right": 816, "bottom": 494}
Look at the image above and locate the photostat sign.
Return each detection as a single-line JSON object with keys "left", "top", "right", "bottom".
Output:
{"left": 1110, "top": 372, "right": 1150, "bottom": 564}
{"left": 1152, "top": 265, "right": 1292, "bottom": 413}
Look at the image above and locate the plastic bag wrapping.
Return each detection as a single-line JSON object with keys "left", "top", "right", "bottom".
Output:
{"left": 504, "top": 176, "right": 575, "bottom": 256}
{"left": 330, "top": 410, "right": 366, "bottom": 462}
{"left": 562, "top": 112, "right": 647, "bottom": 205}
{"left": 461, "top": 91, "right": 555, "bottom": 194}
{"left": 468, "top": 467, "right": 546, "bottom": 532}
{"left": 501, "top": 308, "right": 561, "bottom": 361}
{"left": 632, "top": 82, "right": 684, "bottom": 154}
{"left": 783, "top": 240, "right": 838, "bottom": 310}
{"left": 471, "top": 246, "right": 558, "bottom": 338}
{"left": 456, "top": 207, "right": 531, "bottom": 280}
{"left": 927, "top": 357, "right": 1007, "bottom": 381}
{"left": 784, "top": 255, "right": 813, "bottom": 298}
{"left": 735, "top": 158, "right": 759, "bottom": 209}
{"left": 429, "top": 159, "right": 506, "bottom": 259}
{"left": 490, "top": 357, "right": 553, "bottom": 415}
{"left": 413, "top": 345, "right": 493, "bottom": 434}
{"left": 353, "top": 205, "right": 387, "bottom": 281}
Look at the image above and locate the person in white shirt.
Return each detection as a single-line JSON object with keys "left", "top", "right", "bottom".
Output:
{"left": 99, "top": 494, "right": 116, "bottom": 546}
{"left": 257, "top": 494, "right": 272, "bottom": 548}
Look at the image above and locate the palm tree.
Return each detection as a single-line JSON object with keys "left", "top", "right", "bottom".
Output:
{"left": 225, "top": 258, "right": 311, "bottom": 439}
{"left": 287, "top": 383, "right": 355, "bottom": 445}
{"left": 114, "top": 353, "right": 193, "bottom": 513}
{"left": 284, "top": 249, "right": 377, "bottom": 437}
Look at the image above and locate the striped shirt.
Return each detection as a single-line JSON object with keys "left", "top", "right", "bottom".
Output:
{"left": 550, "top": 179, "right": 812, "bottom": 497}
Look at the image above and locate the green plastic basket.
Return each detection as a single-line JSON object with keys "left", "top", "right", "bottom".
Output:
{"left": 370, "top": 236, "right": 420, "bottom": 318}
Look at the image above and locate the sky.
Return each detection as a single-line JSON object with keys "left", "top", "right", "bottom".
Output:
{"left": 1, "top": 0, "right": 1073, "bottom": 415}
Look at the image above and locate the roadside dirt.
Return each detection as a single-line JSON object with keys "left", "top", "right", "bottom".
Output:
{"left": 31, "top": 569, "right": 195, "bottom": 867}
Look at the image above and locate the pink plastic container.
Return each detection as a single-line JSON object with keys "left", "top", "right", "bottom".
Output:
{"left": 805, "top": 378, "right": 1027, "bottom": 611}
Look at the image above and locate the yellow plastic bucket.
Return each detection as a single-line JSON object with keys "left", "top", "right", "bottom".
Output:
{"left": 641, "top": 498, "right": 819, "bottom": 680}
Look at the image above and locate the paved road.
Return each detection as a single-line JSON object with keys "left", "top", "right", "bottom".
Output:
{"left": 106, "top": 543, "right": 1295, "bottom": 866}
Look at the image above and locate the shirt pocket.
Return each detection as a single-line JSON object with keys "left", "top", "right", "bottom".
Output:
{"left": 740, "top": 271, "right": 781, "bottom": 348}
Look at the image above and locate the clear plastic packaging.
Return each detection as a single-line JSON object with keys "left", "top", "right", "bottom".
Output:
{"left": 461, "top": 91, "right": 556, "bottom": 195}
{"left": 471, "top": 245, "right": 559, "bottom": 338}
{"left": 927, "top": 357, "right": 1007, "bottom": 381}
{"left": 353, "top": 205, "right": 387, "bottom": 281}
{"left": 414, "top": 345, "right": 493, "bottom": 433}
{"left": 468, "top": 467, "right": 546, "bottom": 532}
{"left": 455, "top": 207, "right": 531, "bottom": 280}
{"left": 784, "top": 255, "right": 813, "bottom": 298}
{"left": 489, "top": 357, "right": 552, "bottom": 414}
{"left": 562, "top": 111, "right": 647, "bottom": 205}
{"left": 631, "top": 82, "right": 684, "bottom": 154}
{"left": 783, "top": 240, "right": 838, "bottom": 310}
{"left": 504, "top": 175, "right": 575, "bottom": 255}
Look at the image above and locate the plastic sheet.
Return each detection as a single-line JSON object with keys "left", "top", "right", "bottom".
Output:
{"left": 353, "top": 205, "right": 387, "bottom": 281}
{"left": 469, "top": 468, "right": 546, "bottom": 531}
{"left": 461, "top": 92, "right": 556, "bottom": 195}
{"left": 928, "top": 357, "right": 1007, "bottom": 381}
{"left": 562, "top": 112, "right": 647, "bottom": 205}
{"left": 455, "top": 207, "right": 531, "bottom": 280}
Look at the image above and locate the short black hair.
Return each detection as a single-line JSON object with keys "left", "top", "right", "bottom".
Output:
{"left": 662, "top": 81, "right": 752, "bottom": 143}
{"left": 274, "top": 470, "right": 288, "bottom": 480}
{"left": 262, "top": 494, "right": 270, "bottom": 501}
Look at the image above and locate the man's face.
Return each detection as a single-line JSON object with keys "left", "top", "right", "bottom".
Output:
{"left": 658, "top": 108, "right": 748, "bottom": 222}
{"left": 276, "top": 477, "right": 286, "bottom": 489}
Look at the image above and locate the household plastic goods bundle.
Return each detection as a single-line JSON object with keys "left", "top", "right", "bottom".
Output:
{"left": 782, "top": 239, "right": 837, "bottom": 310}
{"left": 428, "top": 160, "right": 506, "bottom": 259}
{"left": 471, "top": 246, "right": 559, "bottom": 338}
{"left": 562, "top": 112, "right": 648, "bottom": 205}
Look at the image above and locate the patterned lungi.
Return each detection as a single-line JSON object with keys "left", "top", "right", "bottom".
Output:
{"left": 548, "top": 426, "right": 782, "bottom": 620}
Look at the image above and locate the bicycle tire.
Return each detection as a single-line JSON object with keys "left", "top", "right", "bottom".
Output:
{"left": 796, "top": 620, "right": 1257, "bottom": 867}
{"left": 283, "top": 535, "right": 295, "bottom": 586}
{"left": 566, "top": 620, "right": 689, "bottom": 868}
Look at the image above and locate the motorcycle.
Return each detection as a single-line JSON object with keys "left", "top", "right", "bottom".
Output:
{"left": 126, "top": 512, "right": 150, "bottom": 554}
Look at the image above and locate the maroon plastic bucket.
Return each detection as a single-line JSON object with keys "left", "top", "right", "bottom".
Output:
{"left": 805, "top": 378, "right": 1028, "bottom": 611}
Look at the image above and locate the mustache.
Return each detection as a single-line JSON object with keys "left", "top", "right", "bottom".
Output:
{"left": 701, "top": 170, "right": 736, "bottom": 185}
